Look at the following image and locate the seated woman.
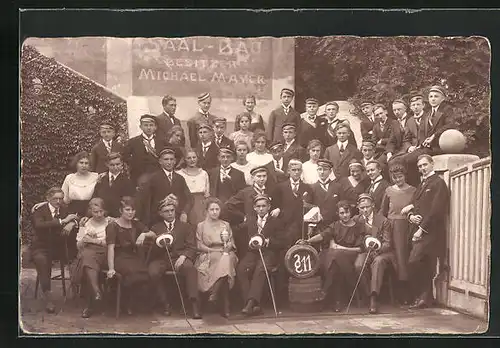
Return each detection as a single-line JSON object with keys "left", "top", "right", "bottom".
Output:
{"left": 247, "top": 130, "right": 273, "bottom": 167}
{"left": 229, "top": 113, "right": 254, "bottom": 150}
{"left": 195, "top": 197, "right": 237, "bottom": 318}
{"left": 71, "top": 198, "right": 111, "bottom": 318}
{"left": 105, "top": 196, "right": 150, "bottom": 315}
{"left": 231, "top": 141, "right": 255, "bottom": 186}
{"left": 176, "top": 149, "right": 210, "bottom": 226}
{"left": 301, "top": 201, "right": 365, "bottom": 312}
{"left": 234, "top": 95, "right": 265, "bottom": 133}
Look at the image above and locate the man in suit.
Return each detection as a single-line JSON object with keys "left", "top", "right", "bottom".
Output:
{"left": 208, "top": 147, "right": 246, "bottom": 204}
{"left": 140, "top": 196, "right": 201, "bottom": 319}
{"left": 401, "top": 87, "right": 454, "bottom": 186}
{"left": 212, "top": 117, "right": 233, "bottom": 150}
{"left": 187, "top": 92, "right": 217, "bottom": 148}
{"left": 223, "top": 166, "right": 280, "bottom": 258}
{"left": 138, "top": 148, "right": 193, "bottom": 227}
{"left": 31, "top": 187, "right": 79, "bottom": 313}
{"left": 272, "top": 159, "right": 313, "bottom": 247}
{"left": 371, "top": 104, "right": 398, "bottom": 159}
{"left": 267, "top": 88, "right": 301, "bottom": 143}
{"left": 365, "top": 160, "right": 390, "bottom": 213}
{"left": 306, "top": 159, "right": 359, "bottom": 228}
{"left": 323, "top": 101, "right": 357, "bottom": 149}
{"left": 92, "top": 152, "right": 136, "bottom": 218}
{"left": 155, "top": 95, "right": 183, "bottom": 145}
{"left": 195, "top": 123, "right": 219, "bottom": 171}
{"left": 122, "top": 114, "right": 168, "bottom": 188}
{"left": 298, "top": 98, "right": 328, "bottom": 148}
{"left": 360, "top": 101, "right": 376, "bottom": 141}
{"left": 236, "top": 194, "right": 287, "bottom": 316}
{"left": 387, "top": 99, "right": 418, "bottom": 162}
{"left": 324, "top": 124, "right": 363, "bottom": 179}
{"left": 265, "top": 141, "right": 290, "bottom": 186}
{"left": 282, "top": 123, "right": 307, "bottom": 163}
{"left": 354, "top": 193, "right": 395, "bottom": 314}
{"left": 402, "top": 154, "right": 450, "bottom": 309}
{"left": 90, "top": 121, "right": 124, "bottom": 174}
{"left": 361, "top": 141, "right": 388, "bottom": 181}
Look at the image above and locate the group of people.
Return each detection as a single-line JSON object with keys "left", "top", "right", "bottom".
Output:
{"left": 29, "top": 85, "right": 451, "bottom": 321}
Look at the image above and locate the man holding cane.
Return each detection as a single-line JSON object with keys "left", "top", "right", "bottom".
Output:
{"left": 401, "top": 154, "right": 450, "bottom": 309}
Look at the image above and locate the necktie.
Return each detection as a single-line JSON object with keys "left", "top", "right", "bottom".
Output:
{"left": 255, "top": 186, "right": 263, "bottom": 195}
{"left": 203, "top": 145, "right": 209, "bottom": 156}
{"left": 283, "top": 107, "right": 289, "bottom": 115}
{"left": 109, "top": 175, "right": 114, "bottom": 187}
{"left": 339, "top": 144, "right": 345, "bottom": 154}
{"left": 276, "top": 160, "right": 281, "bottom": 170}
{"left": 167, "top": 222, "right": 173, "bottom": 232}
{"left": 429, "top": 108, "right": 436, "bottom": 127}
{"left": 257, "top": 218, "right": 264, "bottom": 234}
{"left": 369, "top": 181, "right": 379, "bottom": 194}
{"left": 105, "top": 141, "right": 112, "bottom": 153}
{"left": 221, "top": 168, "right": 230, "bottom": 182}
{"left": 292, "top": 182, "right": 299, "bottom": 196}
{"left": 53, "top": 209, "right": 60, "bottom": 219}
{"left": 320, "top": 180, "right": 329, "bottom": 192}
{"left": 216, "top": 138, "right": 221, "bottom": 147}
{"left": 166, "top": 172, "right": 172, "bottom": 183}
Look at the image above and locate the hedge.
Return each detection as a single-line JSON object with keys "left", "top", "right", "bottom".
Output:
{"left": 20, "top": 45, "right": 128, "bottom": 245}
{"left": 295, "top": 36, "right": 490, "bottom": 158}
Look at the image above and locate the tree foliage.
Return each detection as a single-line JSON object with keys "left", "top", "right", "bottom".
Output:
{"left": 295, "top": 36, "right": 490, "bottom": 157}
{"left": 20, "top": 45, "right": 128, "bottom": 244}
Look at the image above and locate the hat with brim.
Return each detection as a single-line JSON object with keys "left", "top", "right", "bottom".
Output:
{"left": 253, "top": 194, "right": 271, "bottom": 205}
{"left": 99, "top": 121, "right": 115, "bottom": 130}
{"left": 198, "top": 92, "right": 211, "bottom": 102}
{"left": 219, "top": 146, "right": 235, "bottom": 156}
{"left": 348, "top": 158, "right": 364, "bottom": 169}
{"left": 197, "top": 123, "right": 213, "bottom": 132}
{"left": 281, "top": 122, "right": 296, "bottom": 130}
{"left": 317, "top": 159, "right": 333, "bottom": 169}
{"left": 429, "top": 85, "right": 447, "bottom": 97}
{"left": 357, "top": 193, "right": 374, "bottom": 204}
{"left": 392, "top": 99, "right": 408, "bottom": 108}
{"left": 159, "top": 147, "right": 176, "bottom": 157}
{"left": 361, "top": 140, "right": 376, "bottom": 149}
{"left": 250, "top": 165, "right": 268, "bottom": 176}
{"left": 281, "top": 88, "right": 295, "bottom": 96}
{"left": 269, "top": 141, "right": 284, "bottom": 151}
{"left": 360, "top": 101, "right": 373, "bottom": 107}
{"left": 140, "top": 114, "right": 157, "bottom": 124}
{"left": 409, "top": 93, "right": 424, "bottom": 103}
{"left": 305, "top": 98, "right": 319, "bottom": 105}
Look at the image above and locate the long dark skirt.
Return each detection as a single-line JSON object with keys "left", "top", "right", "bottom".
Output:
{"left": 70, "top": 244, "right": 107, "bottom": 286}
{"left": 391, "top": 219, "right": 412, "bottom": 281}
{"left": 114, "top": 251, "right": 150, "bottom": 287}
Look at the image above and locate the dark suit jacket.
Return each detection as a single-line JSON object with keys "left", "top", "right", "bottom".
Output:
{"left": 187, "top": 111, "right": 217, "bottom": 148}
{"left": 357, "top": 213, "right": 392, "bottom": 256}
{"left": 244, "top": 214, "right": 287, "bottom": 251}
{"left": 323, "top": 118, "right": 358, "bottom": 149}
{"left": 298, "top": 116, "right": 328, "bottom": 148}
{"left": 360, "top": 115, "right": 375, "bottom": 140}
{"left": 139, "top": 170, "right": 193, "bottom": 227}
{"left": 372, "top": 120, "right": 396, "bottom": 154}
{"left": 196, "top": 141, "right": 219, "bottom": 171}
{"left": 267, "top": 106, "right": 300, "bottom": 143}
{"left": 31, "top": 204, "right": 69, "bottom": 255}
{"left": 265, "top": 158, "right": 290, "bottom": 187}
{"left": 272, "top": 179, "right": 313, "bottom": 230}
{"left": 90, "top": 140, "right": 124, "bottom": 174}
{"left": 324, "top": 143, "right": 363, "bottom": 179}
{"left": 148, "top": 220, "right": 197, "bottom": 262}
{"left": 223, "top": 186, "right": 276, "bottom": 226}
{"left": 307, "top": 180, "right": 359, "bottom": 227}
{"left": 122, "top": 134, "right": 168, "bottom": 185}
{"left": 214, "top": 135, "right": 234, "bottom": 150}
{"left": 366, "top": 178, "right": 390, "bottom": 213}
{"left": 155, "top": 111, "right": 182, "bottom": 141}
{"left": 413, "top": 113, "right": 428, "bottom": 146}
{"left": 92, "top": 172, "right": 136, "bottom": 217}
{"left": 208, "top": 166, "right": 246, "bottom": 203}
{"left": 283, "top": 140, "right": 307, "bottom": 163}
{"left": 422, "top": 103, "right": 454, "bottom": 153}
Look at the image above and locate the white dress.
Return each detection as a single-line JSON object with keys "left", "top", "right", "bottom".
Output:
{"left": 247, "top": 151, "right": 273, "bottom": 167}
{"left": 176, "top": 168, "right": 210, "bottom": 225}
{"left": 61, "top": 172, "right": 99, "bottom": 204}
{"left": 301, "top": 160, "right": 320, "bottom": 185}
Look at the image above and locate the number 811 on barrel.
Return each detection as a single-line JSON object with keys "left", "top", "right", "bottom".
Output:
{"left": 284, "top": 244, "right": 320, "bottom": 279}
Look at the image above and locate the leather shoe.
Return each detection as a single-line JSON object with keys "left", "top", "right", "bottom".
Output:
{"left": 191, "top": 300, "right": 202, "bottom": 319}
{"left": 369, "top": 295, "right": 378, "bottom": 314}
{"left": 241, "top": 299, "right": 256, "bottom": 316}
{"left": 409, "top": 299, "right": 428, "bottom": 310}
{"left": 81, "top": 307, "right": 93, "bottom": 318}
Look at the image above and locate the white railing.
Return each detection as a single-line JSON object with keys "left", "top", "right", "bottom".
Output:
{"left": 448, "top": 157, "right": 491, "bottom": 300}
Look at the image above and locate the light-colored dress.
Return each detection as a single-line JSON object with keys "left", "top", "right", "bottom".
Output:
{"left": 229, "top": 130, "right": 254, "bottom": 150}
{"left": 61, "top": 172, "right": 99, "bottom": 216}
{"left": 194, "top": 219, "right": 238, "bottom": 292}
{"left": 176, "top": 168, "right": 210, "bottom": 226}
{"left": 301, "top": 160, "right": 319, "bottom": 185}
{"left": 231, "top": 161, "right": 255, "bottom": 185}
{"left": 247, "top": 151, "right": 273, "bottom": 167}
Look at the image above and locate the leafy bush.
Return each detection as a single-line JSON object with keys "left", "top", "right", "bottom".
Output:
{"left": 20, "top": 45, "right": 128, "bottom": 245}
{"left": 295, "top": 36, "right": 490, "bottom": 158}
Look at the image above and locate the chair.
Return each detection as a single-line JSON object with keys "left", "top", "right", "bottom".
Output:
{"left": 101, "top": 270, "right": 123, "bottom": 319}
{"left": 34, "top": 236, "right": 70, "bottom": 299}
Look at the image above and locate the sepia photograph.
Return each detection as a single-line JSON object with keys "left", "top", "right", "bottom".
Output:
{"left": 19, "top": 16, "right": 492, "bottom": 335}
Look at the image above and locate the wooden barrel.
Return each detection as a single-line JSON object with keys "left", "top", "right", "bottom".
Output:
{"left": 284, "top": 244, "right": 320, "bottom": 279}
{"left": 288, "top": 276, "right": 325, "bottom": 312}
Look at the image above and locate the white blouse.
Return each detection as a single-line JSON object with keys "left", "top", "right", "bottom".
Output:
{"left": 301, "top": 160, "right": 320, "bottom": 185}
{"left": 247, "top": 152, "right": 273, "bottom": 167}
{"left": 76, "top": 217, "right": 110, "bottom": 243}
{"left": 176, "top": 168, "right": 210, "bottom": 195}
{"left": 61, "top": 172, "right": 99, "bottom": 203}
{"left": 231, "top": 161, "right": 255, "bottom": 185}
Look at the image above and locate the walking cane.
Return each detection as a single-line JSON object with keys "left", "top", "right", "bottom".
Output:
{"left": 156, "top": 234, "right": 188, "bottom": 319}
{"left": 249, "top": 235, "right": 278, "bottom": 318}
{"left": 345, "top": 237, "right": 381, "bottom": 314}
